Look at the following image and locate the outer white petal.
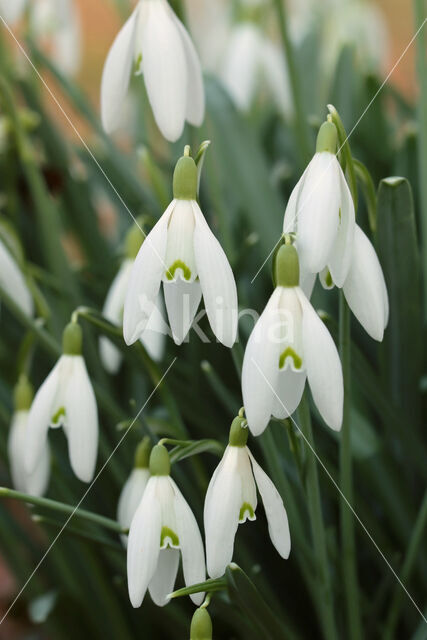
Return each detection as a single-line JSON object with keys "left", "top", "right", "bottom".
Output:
{"left": 100, "top": 260, "right": 133, "bottom": 374}
{"left": 343, "top": 225, "right": 388, "bottom": 341}
{"left": 0, "top": 0, "right": 27, "bottom": 24}
{"left": 271, "top": 368, "right": 306, "bottom": 420}
{"left": 123, "top": 205, "right": 173, "bottom": 345}
{"left": 192, "top": 202, "right": 237, "bottom": 347}
{"left": 204, "top": 447, "right": 241, "bottom": 579}
{"left": 127, "top": 478, "right": 161, "bottom": 608}
{"left": 327, "top": 168, "right": 355, "bottom": 287}
{"left": 101, "top": 7, "right": 138, "bottom": 133}
{"left": 167, "top": 6, "right": 205, "bottom": 126}
{"left": 248, "top": 450, "right": 291, "bottom": 559}
{"left": 297, "top": 153, "right": 341, "bottom": 274}
{"left": 148, "top": 548, "right": 180, "bottom": 607}
{"left": 140, "top": 0, "right": 187, "bottom": 142}
{"left": 26, "top": 438, "right": 50, "bottom": 498}
{"left": 0, "top": 240, "right": 33, "bottom": 317}
{"left": 163, "top": 277, "right": 202, "bottom": 345}
{"left": 25, "top": 360, "right": 61, "bottom": 474}
{"left": 64, "top": 357, "right": 98, "bottom": 483}
{"left": 296, "top": 288, "right": 343, "bottom": 431}
{"left": 171, "top": 478, "right": 206, "bottom": 605}
{"left": 140, "top": 293, "right": 167, "bottom": 361}
{"left": 117, "top": 468, "right": 150, "bottom": 532}
{"left": 282, "top": 167, "right": 309, "bottom": 235}
{"left": 242, "top": 289, "right": 282, "bottom": 436}
{"left": 7, "top": 412, "right": 48, "bottom": 495}
{"left": 220, "top": 24, "right": 260, "bottom": 111}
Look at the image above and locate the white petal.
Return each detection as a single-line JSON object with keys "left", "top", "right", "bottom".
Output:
{"left": 220, "top": 24, "right": 261, "bottom": 111}
{"left": 236, "top": 448, "right": 257, "bottom": 521}
{"left": 327, "top": 168, "right": 355, "bottom": 287}
{"left": 25, "top": 360, "right": 61, "bottom": 474}
{"left": 296, "top": 288, "right": 343, "bottom": 431}
{"left": 204, "top": 447, "right": 241, "bottom": 578}
{"left": 148, "top": 548, "right": 180, "bottom": 607}
{"left": 0, "top": 240, "right": 33, "bottom": 317}
{"left": 271, "top": 368, "right": 306, "bottom": 420}
{"left": 171, "top": 479, "right": 206, "bottom": 605}
{"left": 0, "top": 0, "right": 27, "bottom": 24}
{"left": 26, "top": 438, "right": 50, "bottom": 498}
{"left": 343, "top": 225, "right": 388, "bottom": 341}
{"left": 140, "top": 0, "right": 187, "bottom": 142}
{"left": 101, "top": 8, "right": 138, "bottom": 133}
{"left": 192, "top": 202, "right": 237, "bottom": 347}
{"left": 127, "top": 478, "right": 161, "bottom": 608}
{"left": 248, "top": 449, "right": 291, "bottom": 559}
{"left": 167, "top": 6, "right": 205, "bottom": 126}
{"left": 123, "top": 206, "right": 173, "bottom": 345}
{"left": 64, "top": 357, "right": 98, "bottom": 483}
{"left": 140, "top": 293, "right": 167, "bottom": 361}
{"left": 282, "top": 167, "right": 309, "bottom": 235}
{"left": 117, "top": 468, "right": 150, "bottom": 531}
{"left": 242, "top": 289, "right": 282, "bottom": 436}
{"left": 100, "top": 260, "right": 133, "bottom": 373}
{"left": 164, "top": 200, "right": 197, "bottom": 281}
{"left": 297, "top": 153, "right": 341, "bottom": 274}
{"left": 163, "top": 277, "right": 202, "bottom": 345}
{"left": 8, "top": 412, "right": 30, "bottom": 493}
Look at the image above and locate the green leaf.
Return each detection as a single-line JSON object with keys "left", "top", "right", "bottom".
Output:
{"left": 376, "top": 177, "right": 423, "bottom": 424}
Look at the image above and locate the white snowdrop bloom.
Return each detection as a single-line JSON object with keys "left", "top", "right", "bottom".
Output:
{"left": 117, "top": 438, "right": 151, "bottom": 546}
{"left": 101, "top": 0, "right": 205, "bottom": 142}
{"left": 0, "top": 0, "right": 27, "bottom": 25}
{"left": 123, "top": 150, "right": 238, "bottom": 347}
{"left": 204, "top": 416, "right": 290, "bottom": 578}
{"left": 25, "top": 323, "right": 98, "bottom": 483}
{"left": 127, "top": 444, "right": 205, "bottom": 608}
{"left": 242, "top": 244, "right": 343, "bottom": 435}
{"left": 342, "top": 224, "right": 389, "bottom": 341}
{"left": 283, "top": 121, "right": 355, "bottom": 287}
{"left": 0, "top": 237, "right": 33, "bottom": 317}
{"left": 8, "top": 377, "right": 50, "bottom": 497}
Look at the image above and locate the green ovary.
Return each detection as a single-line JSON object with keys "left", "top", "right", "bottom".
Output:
{"left": 166, "top": 260, "right": 192, "bottom": 281}
{"left": 279, "top": 347, "right": 302, "bottom": 370}
{"left": 325, "top": 270, "right": 333, "bottom": 287}
{"left": 239, "top": 502, "right": 255, "bottom": 521}
{"left": 160, "top": 526, "right": 179, "bottom": 548}
{"left": 51, "top": 406, "right": 65, "bottom": 426}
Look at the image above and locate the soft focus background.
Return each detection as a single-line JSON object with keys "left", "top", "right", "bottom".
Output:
{"left": 0, "top": 0, "right": 426, "bottom": 639}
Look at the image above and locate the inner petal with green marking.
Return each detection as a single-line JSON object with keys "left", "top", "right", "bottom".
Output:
{"left": 163, "top": 200, "right": 197, "bottom": 282}
{"left": 239, "top": 502, "right": 256, "bottom": 523}
{"left": 166, "top": 260, "right": 192, "bottom": 281}
{"left": 279, "top": 347, "right": 303, "bottom": 370}
{"left": 51, "top": 406, "right": 66, "bottom": 427}
{"left": 160, "top": 526, "right": 180, "bottom": 549}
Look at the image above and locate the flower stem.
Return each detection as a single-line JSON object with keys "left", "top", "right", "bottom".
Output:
{"left": 339, "top": 293, "right": 362, "bottom": 639}
{"left": 298, "top": 394, "right": 338, "bottom": 640}
{"left": 0, "top": 487, "right": 125, "bottom": 534}
{"left": 272, "top": 0, "right": 311, "bottom": 164}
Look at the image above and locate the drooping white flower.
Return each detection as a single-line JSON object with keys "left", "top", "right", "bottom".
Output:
{"left": 117, "top": 438, "right": 151, "bottom": 545}
{"left": 123, "top": 150, "right": 238, "bottom": 347}
{"left": 242, "top": 244, "right": 343, "bottom": 435}
{"left": 127, "top": 444, "right": 205, "bottom": 608}
{"left": 0, "top": 237, "right": 33, "bottom": 317}
{"left": 25, "top": 323, "right": 98, "bottom": 483}
{"left": 101, "top": 0, "right": 205, "bottom": 142}
{"left": 283, "top": 120, "right": 355, "bottom": 287}
{"left": 8, "top": 377, "right": 50, "bottom": 497}
{"left": 204, "top": 416, "right": 290, "bottom": 578}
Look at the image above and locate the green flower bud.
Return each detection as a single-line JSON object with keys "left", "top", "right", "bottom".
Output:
{"left": 190, "top": 607, "right": 213, "bottom": 640}
{"left": 173, "top": 147, "right": 197, "bottom": 200}
{"left": 125, "top": 224, "right": 144, "bottom": 260}
{"left": 134, "top": 437, "right": 151, "bottom": 469}
{"left": 229, "top": 416, "right": 248, "bottom": 447}
{"left": 62, "top": 322, "right": 83, "bottom": 355}
{"left": 149, "top": 444, "right": 170, "bottom": 476}
{"left": 13, "top": 376, "right": 34, "bottom": 411}
{"left": 275, "top": 244, "right": 300, "bottom": 288}
{"left": 316, "top": 121, "right": 338, "bottom": 154}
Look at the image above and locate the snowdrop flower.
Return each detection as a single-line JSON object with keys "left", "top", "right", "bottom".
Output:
{"left": 204, "top": 416, "right": 290, "bottom": 578}
{"left": 101, "top": 0, "right": 205, "bottom": 142}
{"left": 242, "top": 244, "right": 343, "bottom": 435}
{"left": 117, "top": 438, "right": 151, "bottom": 545}
{"left": 8, "top": 376, "right": 50, "bottom": 497}
{"left": 26, "top": 322, "right": 98, "bottom": 483}
{"left": 0, "top": 236, "right": 33, "bottom": 317}
{"left": 123, "top": 149, "right": 238, "bottom": 347}
{"left": 0, "top": 0, "right": 27, "bottom": 25}
{"left": 127, "top": 444, "right": 205, "bottom": 607}
{"left": 100, "top": 226, "right": 166, "bottom": 374}
{"left": 283, "top": 120, "right": 355, "bottom": 288}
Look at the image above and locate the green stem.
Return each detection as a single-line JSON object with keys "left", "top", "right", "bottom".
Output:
{"left": 298, "top": 394, "right": 338, "bottom": 640}
{"left": 272, "top": 0, "right": 311, "bottom": 164}
{"left": 0, "top": 487, "right": 125, "bottom": 534}
{"left": 339, "top": 294, "right": 362, "bottom": 639}
{"left": 413, "top": 0, "right": 427, "bottom": 317}
{"left": 383, "top": 489, "right": 427, "bottom": 639}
